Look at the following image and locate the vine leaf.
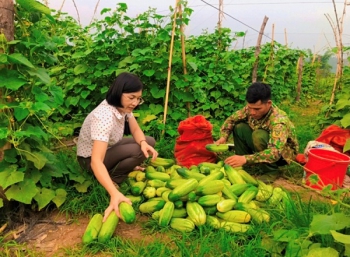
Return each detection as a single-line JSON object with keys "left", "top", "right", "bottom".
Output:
{"left": 34, "top": 187, "right": 55, "bottom": 210}
{"left": 309, "top": 213, "right": 350, "bottom": 235}
{"left": 74, "top": 64, "right": 88, "bottom": 75}
{"left": 340, "top": 113, "right": 350, "bottom": 129}
{"left": 344, "top": 139, "right": 350, "bottom": 153}
{"left": 52, "top": 189, "right": 67, "bottom": 208}
{"left": 150, "top": 87, "right": 165, "bottom": 99}
{"left": 5, "top": 180, "right": 38, "bottom": 204}
{"left": 8, "top": 53, "right": 34, "bottom": 68}
{"left": 330, "top": 230, "right": 350, "bottom": 248}
{"left": 17, "top": 0, "right": 51, "bottom": 15}
{"left": 26, "top": 68, "right": 50, "bottom": 84}
{"left": 305, "top": 246, "right": 339, "bottom": 257}
{"left": 21, "top": 151, "right": 48, "bottom": 170}
{"left": 73, "top": 180, "right": 92, "bottom": 193}
{"left": 143, "top": 69, "right": 155, "bottom": 77}
{"left": 0, "top": 165, "right": 24, "bottom": 189}
{"left": 141, "top": 114, "right": 157, "bottom": 125}
{"left": 0, "top": 70, "right": 27, "bottom": 90}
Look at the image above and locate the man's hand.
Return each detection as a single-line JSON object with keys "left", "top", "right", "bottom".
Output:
{"left": 224, "top": 155, "right": 247, "bottom": 167}
{"left": 215, "top": 137, "right": 226, "bottom": 145}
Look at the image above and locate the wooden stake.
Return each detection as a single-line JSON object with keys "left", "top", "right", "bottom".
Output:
{"left": 71, "top": 0, "right": 81, "bottom": 26}
{"left": 90, "top": 0, "right": 101, "bottom": 25}
{"left": 178, "top": 4, "right": 191, "bottom": 117}
{"left": 325, "top": 0, "right": 347, "bottom": 108}
{"left": 163, "top": 0, "right": 179, "bottom": 129}
{"left": 284, "top": 28, "right": 288, "bottom": 48}
{"left": 263, "top": 23, "right": 275, "bottom": 81}
{"left": 218, "top": 0, "right": 224, "bottom": 31}
{"left": 252, "top": 16, "right": 269, "bottom": 83}
{"left": 59, "top": 0, "right": 66, "bottom": 12}
{"left": 296, "top": 54, "right": 303, "bottom": 102}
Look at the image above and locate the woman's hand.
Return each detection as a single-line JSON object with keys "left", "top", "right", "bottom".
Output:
{"left": 103, "top": 191, "right": 132, "bottom": 222}
{"left": 140, "top": 141, "right": 158, "bottom": 160}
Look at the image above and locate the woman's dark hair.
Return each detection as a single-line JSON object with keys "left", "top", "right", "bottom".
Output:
{"left": 106, "top": 72, "right": 144, "bottom": 107}
{"left": 245, "top": 82, "right": 271, "bottom": 103}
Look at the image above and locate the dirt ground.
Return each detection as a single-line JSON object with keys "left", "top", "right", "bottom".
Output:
{"left": 5, "top": 176, "right": 348, "bottom": 257}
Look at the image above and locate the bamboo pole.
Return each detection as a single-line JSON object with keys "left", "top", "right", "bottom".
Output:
{"left": 59, "top": 0, "right": 66, "bottom": 12}
{"left": 252, "top": 16, "right": 269, "bottom": 83}
{"left": 163, "top": 0, "right": 179, "bottom": 129}
{"left": 284, "top": 28, "right": 288, "bottom": 48}
{"left": 324, "top": 0, "right": 347, "bottom": 107}
{"left": 218, "top": 0, "right": 223, "bottom": 31}
{"left": 263, "top": 23, "right": 275, "bottom": 82}
{"left": 90, "top": 0, "right": 101, "bottom": 25}
{"left": 296, "top": 54, "right": 303, "bottom": 102}
{"left": 71, "top": 0, "right": 81, "bottom": 26}
{"left": 178, "top": 4, "right": 191, "bottom": 117}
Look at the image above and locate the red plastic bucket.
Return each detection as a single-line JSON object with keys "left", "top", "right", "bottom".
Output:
{"left": 304, "top": 148, "right": 350, "bottom": 190}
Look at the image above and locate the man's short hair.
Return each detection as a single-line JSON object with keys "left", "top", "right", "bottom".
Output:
{"left": 246, "top": 82, "right": 271, "bottom": 103}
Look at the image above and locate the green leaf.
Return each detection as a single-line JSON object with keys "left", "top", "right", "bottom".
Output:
{"left": 17, "top": 0, "right": 51, "bottom": 15}
{"left": 118, "top": 56, "right": 134, "bottom": 68}
{"left": 340, "top": 113, "right": 350, "bottom": 128}
{"left": 141, "top": 114, "right": 157, "bottom": 125}
{"left": 0, "top": 54, "right": 7, "bottom": 63}
{"left": 32, "top": 102, "right": 51, "bottom": 112}
{"left": 305, "top": 247, "right": 339, "bottom": 257}
{"left": 0, "top": 70, "right": 27, "bottom": 90}
{"left": 79, "top": 99, "right": 91, "bottom": 109}
{"left": 344, "top": 138, "right": 350, "bottom": 153}
{"left": 74, "top": 64, "right": 88, "bottom": 75}
{"left": 21, "top": 151, "right": 48, "bottom": 170}
{"left": 143, "top": 69, "right": 155, "bottom": 77}
{"left": 13, "top": 107, "right": 29, "bottom": 121}
{"left": 52, "top": 188, "right": 67, "bottom": 208}
{"left": 0, "top": 127, "right": 8, "bottom": 139}
{"left": 0, "top": 198, "right": 3, "bottom": 208}
{"left": 49, "top": 86, "right": 64, "bottom": 105}
{"left": 80, "top": 90, "right": 90, "bottom": 99}
{"left": 34, "top": 187, "right": 55, "bottom": 210}
{"left": 0, "top": 166, "right": 24, "bottom": 189}
{"left": 32, "top": 86, "right": 49, "bottom": 102}
{"left": 8, "top": 53, "right": 34, "bottom": 68}
{"left": 150, "top": 87, "right": 165, "bottom": 99}
{"left": 335, "top": 99, "right": 350, "bottom": 111}
{"left": 330, "top": 230, "right": 350, "bottom": 245}
{"left": 73, "top": 180, "right": 93, "bottom": 193}
{"left": 26, "top": 68, "right": 51, "bottom": 84}
{"left": 273, "top": 229, "right": 299, "bottom": 242}
{"left": 310, "top": 213, "right": 350, "bottom": 235}
{"left": 5, "top": 179, "right": 38, "bottom": 204}
{"left": 68, "top": 173, "right": 86, "bottom": 184}
{"left": 188, "top": 61, "right": 198, "bottom": 72}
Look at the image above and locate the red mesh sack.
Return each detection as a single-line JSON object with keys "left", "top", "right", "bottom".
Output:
{"left": 316, "top": 125, "right": 350, "bottom": 156}
{"left": 174, "top": 115, "right": 217, "bottom": 168}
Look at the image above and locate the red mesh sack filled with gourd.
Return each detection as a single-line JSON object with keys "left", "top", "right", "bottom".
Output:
{"left": 174, "top": 115, "right": 217, "bottom": 168}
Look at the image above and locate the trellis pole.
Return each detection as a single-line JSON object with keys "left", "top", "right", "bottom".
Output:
{"left": 252, "top": 16, "right": 269, "bottom": 83}
{"left": 178, "top": 4, "right": 191, "bottom": 117}
{"left": 163, "top": 0, "right": 180, "bottom": 130}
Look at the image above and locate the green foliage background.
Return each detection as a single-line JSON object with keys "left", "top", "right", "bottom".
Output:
{"left": 0, "top": 1, "right": 349, "bottom": 210}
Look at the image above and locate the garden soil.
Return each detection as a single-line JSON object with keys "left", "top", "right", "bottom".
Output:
{"left": 5, "top": 176, "right": 348, "bottom": 257}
